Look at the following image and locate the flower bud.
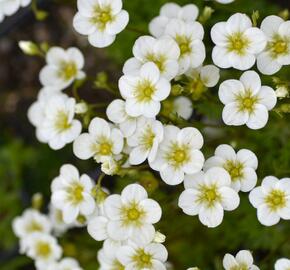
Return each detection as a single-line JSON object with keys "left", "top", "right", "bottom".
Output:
{"left": 19, "top": 41, "right": 41, "bottom": 56}
{"left": 276, "top": 86, "right": 289, "bottom": 98}
{"left": 32, "top": 193, "right": 43, "bottom": 210}
{"left": 75, "top": 101, "right": 88, "bottom": 114}
{"left": 101, "top": 158, "right": 119, "bottom": 175}
{"left": 153, "top": 231, "right": 166, "bottom": 243}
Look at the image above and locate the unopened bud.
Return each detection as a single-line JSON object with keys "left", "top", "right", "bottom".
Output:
{"left": 75, "top": 101, "right": 88, "bottom": 114}
{"left": 154, "top": 231, "right": 166, "bottom": 243}
{"left": 199, "top": 6, "right": 214, "bottom": 24}
{"left": 101, "top": 158, "right": 119, "bottom": 176}
{"left": 276, "top": 86, "right": 289, "bottom": 98}
{"left": 32, "top": 193, "right": 43, "bottom": 210}
{"left": 19, "top": 41, "right": 41, "bottom": 56}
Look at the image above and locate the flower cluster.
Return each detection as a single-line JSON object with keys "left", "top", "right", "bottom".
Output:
{"left": 12, "top": 207, "right": 83, "bottom": 270}
{"left": 15, "top": 0, "right": 290, "bottom": 269}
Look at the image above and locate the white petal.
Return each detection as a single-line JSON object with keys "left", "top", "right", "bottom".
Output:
{"left": 104, "top": 194, "right": 122, "bottom": 220}
{"left": 203, "top": 156, "right": 225, "bottom": 171}
{"left": 121, "top": 184, "right": 148, "bottom": 203}
{"left": 122, "top": 57, "right": 142, "bottom": 75}
{"left": 73, "top": 133, "right": 95, "bottom": 160}
{"left": 245, "top": 27, "right": 266, "bottom": 54}
{"left": 223, "top": 254, "right": 238, "bottom": 269}
{"left": 222, "top": 102, "right": 249, "bottom": 126}
{"left": 229, "top": 52, "right": 255, "bottom": 70}
{"left": 87, "top": 216, "right": 109, "bottom": 241}
{"left": 140, "top": 62, "right": 160, "bottom": 84}
{"left": 73, "top": 13, "right": 96, "bottom": 35}
{"left": 212, "top": 46, "right": 231, "bottom": 69}
{"left": 107, "top": 220, "right": 129, "bottom": 241}
{"left": 129, "top": 146, "right": 148, "bottom": 165}
{"left": 210, "top": 22, "right": 228, "bottom": 46}
{"left": 199, "top": 203, "right": 224, "bottom": 228}
{"left": 140, "top": 199, "right": 162, "bottom": 223}
{"left": 262, "top": 176, "right": 279, "bottom": 192}
{"left": 183, "top": 149, "right": 204, "bottom": 175}
{"left": 236, "top": 149, "right": 258, "bottom": 169}
{"left": 106, "top": 10, "right": 129, "bottom": 35}
{"left": 257, "top": 204, "right": 280, "bottom": 226}
{"left": 160, "top": 166, "right": 184, "bottom": 185}
{"left": 184, "top": 171, "right": 205, "bottom": 189}
{"left": 215, "top": 144, "right": 236, "bottom": 161}
{"left": 177, "top": 127, "right": 204, "bottom": 150}
{"left": 178, "top": 189, "right": 201, "bottom": 216}
{"left": 205, "top": 167, "right": 231, "bottom": 187}
{"left": 67, "top": 47, "right": 84, "bottom": 69}
{"left": 240, "top": 70, "right": 261, "bottom": 95}
{"left": 226, "top": 13, "right": 252, "bottom": 34}
{"left": 257, "top": 52, "right": 282, "bottom": 75}
{"left": 278, "top": 201, "right": 290, "bottom": 220}
{"left": 240, "top": 168, "right": 258, "bottom": 192}
{"left": 220, "top": 187, "right": 240, "bottom": 211}
{"left": 219, "top": 79, "right": 244, "bottom": 104}
{"left": 106, "top": 99, "right": 127, "bottom": 124}
{"left": 88, "top": 31, "right": 116, "bottom": 48}
{"left": 257, "top": 86, "right": 277, "bottom": 110}
{"left": 89, "top": 117, "right": 110, "bottom": 138}
{"left": 180, "top": 4, "right": 199, "bottom": 21}
{"left": 260, "top": 15, "right": 283, "bottom": 38}
{"left": 236, "top": 250, "right": 254, "bottom": 266}
{"left": 60, "top": 164, "right": 79, "bottom": 183}
{"left": 200, "top": 65, "right": 220, "bottom": 87}
{"left": 246, "top": 104, "right": 269, "bottom": 130}
{"left": 149, "top": 17, "right": 168, "bottom": 38}
{"left": 249, "top": 187, "right": 264, "bottom": 208}
{"left": 153, "top": 78, "right": 171, "bottom": 101}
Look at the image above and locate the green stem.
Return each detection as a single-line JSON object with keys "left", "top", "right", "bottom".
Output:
{"left": 126, "top": 26, "right": 148, "bottom": 35}
{"left": 97, "top": 173, "right": 106, "bottom": 187}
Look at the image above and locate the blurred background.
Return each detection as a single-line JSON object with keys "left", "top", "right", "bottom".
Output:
{"left": 0, "top": 0, "right": 290, "bottom": 269}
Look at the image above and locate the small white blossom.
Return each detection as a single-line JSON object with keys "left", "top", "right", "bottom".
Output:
{"left": 219, "top": 70, "right": 277, "bottom": 129}
{"left": 178, "top": 167, "right": 240, "bottom": 227}
{"left": 40, "top": 47, "right": 85, "bottom": 90}
{"left": 249, "top": 176, "right": 290, "bottom": 226}
{"left": 149, "top": 3, "right": 199, "bottom": 38}
{"left": 88, "top": 184, "right": 161, "bottom": 244}
{"left": 119, "top": 62, "right": 171, "bottom": 118}
{"left": 12, "top": 209, "right": 52, "bottom": 240}
{"left": 0, "top": 0, "right": 31, "bottom": 22}
{"left": 211, "top": 13, "right": 266, "bottom": 70}
{"left": 123, "top": 35, "right": 180, "bottom": 80}
{"left": 150, "top": 125, "right": 204, "bottom": 185}
{"left": 204, "top": 144, "right": 258, "bottom": 192}
{"left": 73, "top": 0, "right": 129, "bottom": 48}
{"left": 51, "top": 164, "right": 96, "bottom": 223}
{"left": 22, "top": 232, "right": 62, "bottom": 268}
{"left": 106, "top": 99, "right": 137, "bottom": 137}
{"left": 223, "top": 250, "right": 259, "bottom": 270}
{"left": 73, "top": 117, "right": 124, "bottom": 162}
{"left": 127, "top": 117, "right": 163, "bottom": 165}
{"left": 173, "top": 96, "right": 193, "bottom": 120}
{"left": 117, "top": 240, "right": 168, "bottom": 270}
{"left": 275, "top": 258, "right": 290, "bottom": 270}
{"left": 29, "top": 93, "right": 82, "bottom": 150}
{"left": 164, "top": 19, "right": 205, "bottom": 74}
{"left": 257, "top": 15, "right": 290, "bottom": 75}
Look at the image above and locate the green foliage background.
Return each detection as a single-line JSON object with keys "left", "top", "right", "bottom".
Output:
{"left": 0, "top": 0, "right": 290, "bottom": 269}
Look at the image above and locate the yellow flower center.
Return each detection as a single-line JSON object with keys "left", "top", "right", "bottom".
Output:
{"left": 66, "top": 182, "right": 84, "bottom": 205}
{"left": 26, "top": 220, "right": 43, "bottom": 233}
{"left": 35, "top": 241, "right": 51, "bottom": 258}
{"left": 133, "top": 249, "right": 153, "bottom": 269}
{"left": 145, "top": 53, "right": 166, "bottom": 72}
{"left": 230, "top": 264, "right": 248, "bottom": 270}
{"left": 224, "top": 160, "right": 244, "bottom": 181}
{"left": 268, "top": 35, "right": 289, "bottom": 57}
{"left": 99, "top": 142, "right": 112, "bottom": 155}
{"left": 265, "top": 189, "right": 286, "bottom": 211}
{"left": 227, "top": 32, "right": 250, "bottom": 55}
{"left": 236, "top": 90, "right": 259, "bottom": 113}
{"left": 135, "top": 80, "right": 156, "bottom": 102}
{"left": 91, "top": 5, "right": 113, "bottom": 30}
{"left": 121, "top": 202, "right": 145, "bottom": 226}
{"left": 198, "top": 185, "right": 221, "bottom": 207}
{"left": 59, "top": 61, "right": 77, "bottom": 81}
{"left": 187, "top": 77, "right": 206, "bottom": 101}
{"left": 54, "top": 110, "right": 71, "bottom": 132}
{"left": 166, "top": 143, "right": 190, "bottom": 168}
{"left": 175, "top": 35, "right": 191, "bottom": 56}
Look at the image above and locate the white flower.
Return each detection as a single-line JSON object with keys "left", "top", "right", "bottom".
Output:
{"left": 40, "top": 47, "right": 85, "bottom": 90}
{"left": 22, "top": 232, "right": 62, "bottom": 268}
{"left": 257, "top": 15, "right": 290, "bottom": 75}
{"left": 123, "top": 35, "right": 180, "bottom": 80}
{"left": 88, "top": 184, "right": 162, "bottom": 243}
{"left": 178, "top": 167, "right": 240, "bottom": 227}
{"left": 164, "top": 19, "right": 205, "bottom": 74}
{"left": 149, "top": 3, "right": 199, "bottom": 38}
{"left": 12, "top": 209, "right": 52, "bottom": 240}
{"left": 117, "top": 240, "right": 168, "bottom": 270}
{"left": 73, "top": 117, "right": 124, "bottom": 162}
{"left": 119, "top": 62, "right": 171, "bottom": 118}
{"left": 186, "top": 64, "right": 220, "bottom": 88}
{"left": 173, "top": 96, "right": 193, "bottom": 120}
{"left": 106, "top": 99, "right": 137, "bottom": 137}
{"left": 215, "top": 0, "right": 235, "bottom": 4}
{"left": 204, "top": 144, "right": 258, "bottom": 192}
{"left": 127, "top": 117, "right": 163, "bottom": 165}
{"left": 211, "top": 13, "right": 266, "bottom": 70}
{"left": 73, "top": 0, "right": 129, "bottom": 48}
{"left": 223, "top": 250, "right": 259, "bottom": 270}
{"left": 249, "top": 176, "right": 290, "bottom": 226}
{"left": 51, "top": 164, "right": 96, "bottom": 223}
{"left": 275, "top": 258, "right": 290, "bottom": 270}
{"left": 0, "top": 0, "right": 31, "bottom": 22}
{"left": 150, "top": 125, "right": 204, "bottom": 185}
{"left": 30, "top": 93, "right": 82, "bottom": 150}
{"left": 48, "top": 257, "right": 83, "bottom": 270}
{"left": 219, "top": 70, "right": 277, "bottom": 129}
